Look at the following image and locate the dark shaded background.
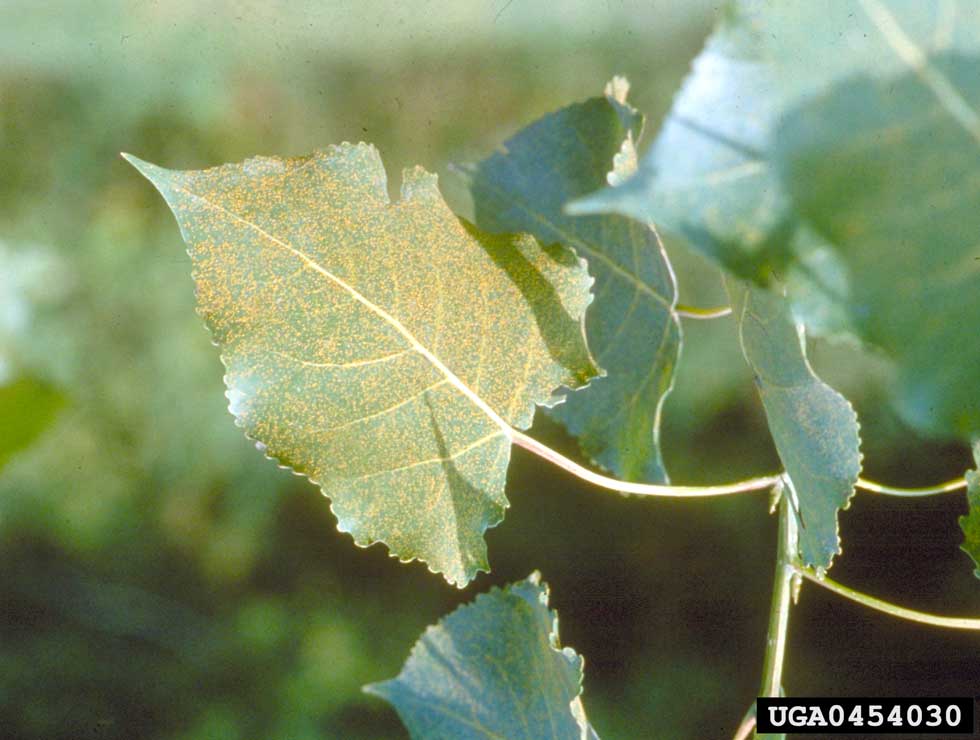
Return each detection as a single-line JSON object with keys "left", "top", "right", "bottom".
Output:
{"left": 1, "top": 2, "right": 977, "bottom": 738}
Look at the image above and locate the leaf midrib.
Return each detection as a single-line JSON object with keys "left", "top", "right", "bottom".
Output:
{"left": 169, "top": 179, "right": 516, "bottom": 441}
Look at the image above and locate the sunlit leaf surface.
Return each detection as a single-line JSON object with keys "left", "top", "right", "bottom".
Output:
{"left": 126, "top": 146, "right": 600, "bottom": 586}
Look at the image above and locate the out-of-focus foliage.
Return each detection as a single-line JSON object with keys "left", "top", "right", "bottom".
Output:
{"left": 2, "top": 2, "right": 978, "bottom": 739}
{"left": 575, "top": 0, "right": 980, "bottom": 442}
{"left": 1, "top": 245, "right": 67, "bottom": 471}
{"left": 0, "top": 377, "right": 64, "bottom": 473}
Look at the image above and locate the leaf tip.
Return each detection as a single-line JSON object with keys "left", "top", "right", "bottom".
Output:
{"left": 120, "top": 152, "right": 167, "bottom": 186}
{"left": 361, "top": 679, "right": 392, "bottom": 700}
{"left": 120, "top": 151, "right": 145, "bottom": 169}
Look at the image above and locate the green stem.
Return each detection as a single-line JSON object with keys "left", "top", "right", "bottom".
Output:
{"left": 759, "top": 496, "right": 797, "bottom": 697}
{"left": 855, "top": 476, "right": 966, "bottom": 496}
{"left": 796, "top": 568, "right": 980, "bottom": 630}
{"left": 675, "top": 303, "right": 733, "bottom": 319}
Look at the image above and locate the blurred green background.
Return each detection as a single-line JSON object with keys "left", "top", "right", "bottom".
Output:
{"left": 2, "top": 2, "right": 977, "bottom": 738}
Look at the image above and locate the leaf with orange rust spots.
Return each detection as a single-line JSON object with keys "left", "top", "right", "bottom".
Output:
{"left": 125, "top": 145, "right": 600, "bottom": 586}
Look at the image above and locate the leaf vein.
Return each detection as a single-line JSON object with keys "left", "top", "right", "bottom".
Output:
{"left": 348, "top": 430, "right": 505, "bottom": 483}
{"left": 169, "top": 182, "right": 515, "bottom": 438}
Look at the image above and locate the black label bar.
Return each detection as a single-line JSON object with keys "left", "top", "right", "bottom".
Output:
{"left": 756, "top": 697, "right": 975, "bottom": 734}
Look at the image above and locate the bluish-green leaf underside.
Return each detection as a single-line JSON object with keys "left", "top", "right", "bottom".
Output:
{"left": 461, "top": 81, "right": 679, "bottom": 483}
{"left": 728, "top": 280, "right": 861, "bottom": 570}
{"left": 366, "top": 572, "right": 598, "bottom": 740}
{"left": 774, "top": 52, "right": 980, "bottom": 438}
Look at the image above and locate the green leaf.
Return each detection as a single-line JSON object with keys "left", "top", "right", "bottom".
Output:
{"left": 760, "top": 0, "right": 980, "bottom": 100}
{"left": 125, "top": 145, "right": 600, "bottom": 587}
{"left": 773, "top": 51, "right": 980, "bottom": 438}
{"left": 567, "top": 2, "right": 798, "bottom": 281}
{"left": 0, "top": 375, "right": 65, "bottom": 472}
{"left": 365, "top": 572, "right": 598, "bottom": 740}
{"left": 575, "top": 0, "right": 980, "bottom": 439}
{"left": 728, "top": 280, "right": 861, "bottom": 570}
{"left": 959, "top": 442, "right": 980, "bottom": 579}
{"left": 459, "top": 79, "right": 679, "bottom": 483}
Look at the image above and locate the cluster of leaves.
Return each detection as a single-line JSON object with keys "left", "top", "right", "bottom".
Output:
{"left": 1, "top": 12, "right": 727, "bottom": 735}
{"left": 125, "top": 1, "right": 980, "bottom": 737}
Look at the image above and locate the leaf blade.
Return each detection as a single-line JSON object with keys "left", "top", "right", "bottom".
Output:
{"left": 461, "top": 81, "right": 680, "bottom": 483}
{"left": 568, "top": 3, "right": 796, "bottom": 281}
{"left": 728, "top": 280, "right": 862, "bottom": 569}
{"left": 575, "top": 0, "right": 980, "bottom": 440}
{"left": 125, "top": 145, "right": 600, "bottom": 586}
{"left": 366, "top": 572, "right": 598, "bottom": 740}
{"left": 773, "top": 51, "right": 980, "bottom": 437}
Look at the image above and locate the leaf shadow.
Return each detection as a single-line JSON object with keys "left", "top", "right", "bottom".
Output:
{"left": 459, "top": 219, "right": 596, "bottom": 390}
{"left": 425, "top": 397, "right": 501, "bottom": 582}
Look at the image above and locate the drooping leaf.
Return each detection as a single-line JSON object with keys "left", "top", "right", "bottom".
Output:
{"left": 728, "top": 280, "right": 861, "bottom": 569}
{"left": 959, "top": 442, "right": 980, "bottom": 579}
{"left": 773, "top": 52, "right": 980, "bottom": 438}
{"left": 125, "top": 145, "right": 600, "bottom": 587}
{"left": 459, "top": 79, "right": 679, "bottom": 483}
{"left": 365, "top": 572, "right": 598, "bottom": 740}
{"left": 0, "top": 376, "right": 65, "bottom": 472}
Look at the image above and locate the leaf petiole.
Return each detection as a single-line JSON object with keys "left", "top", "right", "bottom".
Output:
{"left": 675, "top": 303, "right": 733, "bottom": 319}
{"left": 509, "top": 429, "right": 781, "bottom": 497}
{"left": 795, "top": 567, "right": 980, "bottom": 630}
{"left": 513, "top": 428, "right": 970, "bottom": 501}
{"left": 855, "top": 476, "right": 967, "bottom": 497}
{"left": 732, "top": 707, "right": 757, "bottom": 740}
